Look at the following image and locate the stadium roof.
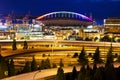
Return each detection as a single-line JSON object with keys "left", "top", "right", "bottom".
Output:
{"left": 36, "top": 11, "right": 93, "bottom": 26}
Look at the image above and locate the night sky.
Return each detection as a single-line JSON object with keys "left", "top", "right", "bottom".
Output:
{"left": 0, "top": 0, "right": 120, "bottom": 23}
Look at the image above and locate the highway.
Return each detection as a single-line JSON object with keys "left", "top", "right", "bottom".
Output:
{"left": 1, "top": 40, "right": 120, "bottom": 57}
{"left": 1, "top": 66, "right": 80, "bottom": 80}
{"left": 2, "top": 63, "right": 120, "bottom": 80}
{"left": 1, "top": 40, "right": 120, "bottom": 47}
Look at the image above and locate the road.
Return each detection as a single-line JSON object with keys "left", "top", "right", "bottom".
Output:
{"left": 1, "top": 66, "right": 80, "bottom": 80}
{"left": 1, "top": 40, "right": 120, "bottom": 57}
{"left": 2, "top": 63, "right": 120, "bottom": 80}
{"left": 1, "top": 40, "right": 120, "bottom": 48}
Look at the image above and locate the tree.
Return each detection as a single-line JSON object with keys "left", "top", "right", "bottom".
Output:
{"left": 105, "top": 64, "right": 117, "bottom": 80}
{"left": 31, "top": 56, "right": 37, "bottom": 71}
{"left": 12, "top": 39, "right": 17, "bottom": 50}
{"left": 8, "top": 59, "right": 15, "bottom": 76}
{"left": 94, "top": 37, "right": 99, "bottom": 42}
{"left": 66, "top": 73, "right": 71, "bottom": 80}
{"left": 59, "top": 58, "right": 64, "bottom": 67}
{"left": 85, "top": 65, "right": 92, "bottom": 80}
{"left": 100, "top": 35, "right": 111, "bottom": 42}
{"left": 85, "top": 37, "right": 92, "bottom": 41}
{"left": 71, "top": 66, "right": 77, "bottom": 80}
{"left": 72, "top": 52, "right": 78, "bottom": 58}
{"left": 93, "top": 68, "right": 102, "bottom": 80}
{"left": 0, "top": 54, "right": 8, "bottom": 79}
{"left": 78, "top": 65, "right": 86, "bottom": 80}
{"left": 93, "top": 63, "right": 97, "bottom": 74}
{"left": 116, "top": 67, "right": 120, "bottom": 80}
{"left": 52, "top": 63, "right": 57, "bottom": 68}
{"left": 44, "top": 58, "right": 51, "bottom": 69}
{"left": 93, "top": 47, "right": 102, "bottom": 64}
{"left": 23, "top": 61, "right": 31, "bottom": 73}
{"left": 78, "top": 47, "right": 88, "bottom": 65}
{"left": 39, "top": 60, "right": 45, "bottom": 69}
{"left": 23, "top": 40, "right": 28, "bottom": 49}
{"left": 56, "top": 67, "right": 66, "bottom": 80}
{"left": 39, "top": 59, "right": 51, "bottom": 70}
{"left": 105, "top": 44, "right": 117, "bottom": 80}
{"left": 105, "top": 45, "right": 114, "bottom": 68}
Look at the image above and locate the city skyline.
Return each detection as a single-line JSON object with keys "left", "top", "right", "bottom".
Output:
{"left": 0, "top": 0, "right": 120, "bottom": 21}
{"left": 0, "top": 1, "right": 120, "bottom": 80}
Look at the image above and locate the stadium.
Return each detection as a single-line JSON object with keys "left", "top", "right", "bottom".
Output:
{"left": 35, "top": 11, "right": 95, "bottom": 40}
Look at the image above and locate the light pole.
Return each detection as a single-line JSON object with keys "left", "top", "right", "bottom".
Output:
{"left": 51, "top": 39, "right": 54, "bottom": 63}
{"left": 33, "top": 70, "right": 41, "bottom": 80}
{"left": 52, "top": 39, "right": 56, "bottom": 55}
{"left": 103, "top": 33, "right": 106, "bottom": 55}
{"left": 104, "top": 38, "right": 106, "bottom": 55}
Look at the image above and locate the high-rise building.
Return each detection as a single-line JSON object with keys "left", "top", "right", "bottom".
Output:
{"left": 104, "top": 18, "right": 120, "bottom": 38}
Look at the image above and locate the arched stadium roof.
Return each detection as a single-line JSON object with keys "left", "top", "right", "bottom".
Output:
{"left": 36, "top": 11, "right": 93, "bottom": 26}
{"left": 36, "top": 11, "right": 92, "bottom": 22}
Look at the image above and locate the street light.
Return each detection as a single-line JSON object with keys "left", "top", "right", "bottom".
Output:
{"left": 103, "top": 33, "right": 106, "bottom": 55}
{"left": 52, "top": 38, "right": 56, "bottom": 54}
{"left": 33, "top": 70, "right": 41, "bottom": 80}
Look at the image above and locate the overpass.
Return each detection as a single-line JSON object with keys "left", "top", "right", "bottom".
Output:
{"left": 1, "top": 40, "right": 120, "bottom": 47}
{"left": 1, "top": 40, "right": 120, "bottom": 57}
